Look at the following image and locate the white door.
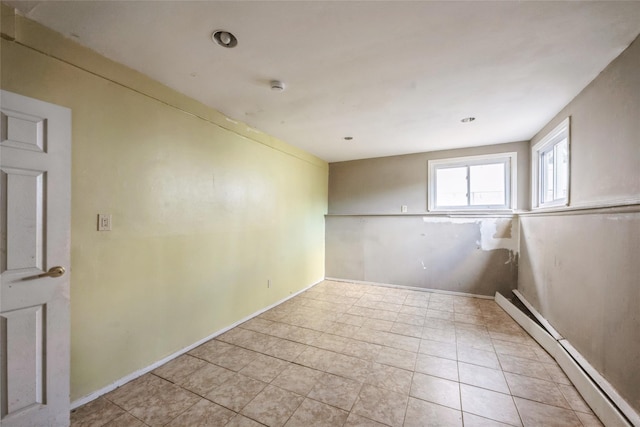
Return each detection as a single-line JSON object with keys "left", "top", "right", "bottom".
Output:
{"left": 0, "top": 91, "right": 71, "bottom": 427}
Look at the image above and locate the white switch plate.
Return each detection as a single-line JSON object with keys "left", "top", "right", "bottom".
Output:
{"left": 401, "top": 205, "right": 408, "bottom": 213}
{"left": 98, "top": 214, "right": 112, "bottom": 231}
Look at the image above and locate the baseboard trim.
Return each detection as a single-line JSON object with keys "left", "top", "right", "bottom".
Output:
{"left": 71, "top": 277, "right": 324, "bottom": 410}
{"left": 495, "top": 292, "right": 636, "bottom": 427}
{"left": 325, "top": 277, "right": 495, "bottom": 300}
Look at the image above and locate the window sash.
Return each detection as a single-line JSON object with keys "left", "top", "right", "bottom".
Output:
{"left": 532, "top": 117, "right": 570, "bottom": 209}
{"left": 428, "top": 153, "right": 516, "bottom": 211}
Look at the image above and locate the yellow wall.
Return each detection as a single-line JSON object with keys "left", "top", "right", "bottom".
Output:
{"left": 1, "top": 6, "right": 328, "bottom": 401}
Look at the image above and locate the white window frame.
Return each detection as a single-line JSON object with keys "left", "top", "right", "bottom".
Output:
{"left": 427, "top": 152, "right": 517, "bottom": 212}
{"left": 531, "top": 117, "right": 570, "bottom": 209}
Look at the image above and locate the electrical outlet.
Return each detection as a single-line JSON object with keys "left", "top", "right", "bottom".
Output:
{"left": 401, "top": 205, "right": 408, "bottom": 213}
{"left": 97, "top": 214, "right": 112, "bottom": 231}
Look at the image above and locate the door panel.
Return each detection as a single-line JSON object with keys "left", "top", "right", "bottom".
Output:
{"left": 1, "top": 168, "right": 46, "bottom": 273}
{"left": 1, "top": 304, "right": 45, "bottom": 417}
{"left": 0, "top": 90, "right": 71, "bottom": 427}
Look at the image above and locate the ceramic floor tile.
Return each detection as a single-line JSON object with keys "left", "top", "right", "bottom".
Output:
{"left": 71, "top": 283, "right": 598, "bottom": 427}
{"left": 127, "top": 383, "right": 200, "bottom": 427}
{"left": 240, "top": 385, "right": 304, "bottom": 427}
{"left": 375, "top": 346, "right": 417, "bottom": 371}
{"left": 295, "top": 346, "right": 334, "bottom": 371}
{"left": 504, "top": 372, "right": 571, "bottom": 409}
{"left": 422, "top": 326, "right": 456, "bottom": 344}
{"left": 313, "top": 333, "right": 350, "bottom": 352}
{"left": 462, "top": 412, "right": 514, "bottom": 426}
{"left": 404, "top": 396, "right": 462, "bottom": 427}
{"left": 542, "top": 362, "right": 573, "bottom": 385}
{"left": 410, "top": 372, "right": 460, "bottom": 410}
{"left": 513, "top": 397, "right": 582, "bottom": 427}
{"left": 324, "top": 351, "right": 372, "bottom": 382}
{"left": 351, "top": 384, "right": 408, "bottom": 427}
{"left": 189, "top": 340, "right": 235, "bottom": 363}
{"left": 400, "top": 305, "right": 426, "bottom": 316}
{"left": 206, "top": 344, "right": 260, "bottom": 372}
{"left": 396, "top": 313, "right": 426, "bottom": 326}
{"left": 325, "top": 322, "right": 361, "bottom": 338}
{"left": 70, "top": 397, "right": 125, "bottom": 427}
{"left": 458, "top": 362, "right": 510, "bottom": 394}
{"left": 105, "top": 374, "right": 173, "bottom": 411}
{"left": 576, "top": 412, "right": 604, "bottom": 426}
{"left": 457, "top": 345, "right": 500, "bottom": 370}
{"left": 239, "top": 353, "right": 290, "bottom": 383}
{"left": 419, "top": 338, "right": 457, "bottom": 360}
{"left": 388, "top": 333, "right": 421, "bottom": 353}
{"left": 361, "top": 318, "right": 395, "bottom": 332}
{"left": 460, "top": 384, "right": 521, "bottom": 426}
{"left": 153, "top": 354, "right": 208, "bottom": 384}
{"left": 101, "top": 413, "right": 145, "bottom": 427}
{"left": 165, "top": 399, "right": 235, "bottom": 427}
{"left": 389, "top": 322, "right": 423, "bottom": 338}
{"left": 454, "top": 313, "right": 486, "bottom": 326}
{"left": 284, "top": 398, "right": 349, "bottom": 427}
{"left": 557, "top": 384, "right": 593, "bottom": 414}
{"left": 271, "top": 363, "right": 322, "bottom": 396}
{"left": 342, "top": 339, "right": 383, "bottom": 361}
{"left": 415, "top": 354, "right": 459, "bottom": 381}
{"left": 498, "top": 354, "right": 552, "bottom": 382}
{"left": 178, "top": 362, "right": 235, "bottom": 396}
{"left": 343, "top": 413, "right": 388, "bottom": 427}
{"left": 240, "top": 317, "right": 275, "bottom": 334}
{"left": 206, "top": 373, "right": 267, "bottom": 412}
{"left": 225, "top": 414, "right": 267, "bottom": 427}
{"left": 492, "top": 340, "right": 539, "bottom": 361}
{"left": 428, "top": 301, "right": 454, "bottom": 312}
{"left": 261, "top": 339, "right": 309, "bottom": 362}
{"left": 364, "top": 363, "right": 412, "bottom": 394}
{"left": 308, "top": 373, "right": 363, "bottom": 411}
{"left": 337, "top": 314, "right": 368, "bottom": 327}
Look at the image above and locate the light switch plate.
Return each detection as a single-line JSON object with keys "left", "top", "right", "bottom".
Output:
{"left": 98, "top": 214, "right": 112, "bottom": 231}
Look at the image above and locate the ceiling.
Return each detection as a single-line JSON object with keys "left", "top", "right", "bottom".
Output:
{"left": 9, "top": 1, "right": 640, "bottom": 162}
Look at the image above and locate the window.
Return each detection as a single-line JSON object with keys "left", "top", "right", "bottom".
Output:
{"left": 428, "top": 152, "right": 517, "bottom": 211}
{"left": 532, "top": 117, "right": 570, "bottom": 208}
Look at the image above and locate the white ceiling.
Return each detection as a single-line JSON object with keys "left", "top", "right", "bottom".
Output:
{"left": 10, "top": 1, "right": 640, "bottom": 162}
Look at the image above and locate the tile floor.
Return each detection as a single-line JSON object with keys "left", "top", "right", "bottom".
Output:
{"left": 71, "top": 280, "right": 603, "bottom": 427}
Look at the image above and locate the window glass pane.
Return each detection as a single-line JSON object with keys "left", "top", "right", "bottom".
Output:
{"left": 469, "top": 163, "right": 505, "bottom": 205}
{"left": 542, "top": 148, "right": 554, "bottom": 203}
{"left": 555, "top": 138, "right": 568, "bottom": 200}
{"left": 436, "top": 167, "right": 467, "bottom": 206}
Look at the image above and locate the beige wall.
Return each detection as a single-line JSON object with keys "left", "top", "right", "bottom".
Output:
{"left": 326, "top": 142, "right": 527, "bottom": 295}
{"left": 519, "top": 36, "right": 640, "bottom": 414}
{"left": 1, "top": 7, "right": 328, "bottom": 401}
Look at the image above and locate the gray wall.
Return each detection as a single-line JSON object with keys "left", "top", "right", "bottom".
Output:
{"left": 329, "top": 141, "right": 530, "bottom": 214}
{"left": 519, "top": 36, "right": 640, "bottom": 415}
{"left": 327, "top": 142, "right": 528, "bottom": 296}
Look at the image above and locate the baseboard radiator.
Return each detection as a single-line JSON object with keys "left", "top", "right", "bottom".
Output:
{"left": 495, "top": 291, "right": 639, "bottom": 427}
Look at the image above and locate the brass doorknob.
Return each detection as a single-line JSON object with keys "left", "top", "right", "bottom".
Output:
{"left": 38, "top": 266, "right": 66, "bottom": 278}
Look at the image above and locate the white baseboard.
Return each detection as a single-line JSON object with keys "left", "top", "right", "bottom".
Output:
{"left": 325, "top": 277, "right": 495, "bottom": 300}
{"left": 495, "top": 292, "right": 637, "bottom": 427}
{"left": 71, "top": 278, "right": 324, "bottom": 410}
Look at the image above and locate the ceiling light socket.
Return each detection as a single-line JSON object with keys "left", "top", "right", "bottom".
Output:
{"left": 270, "top": 80, "right": 286, "bottom": 92}
{"left": 212, "top": 30, "right": 238, "bottom": 48}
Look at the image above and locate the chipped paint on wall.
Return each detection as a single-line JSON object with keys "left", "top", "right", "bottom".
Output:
{"left": 422, "top": 216, "right": 519, "bottom": 254}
